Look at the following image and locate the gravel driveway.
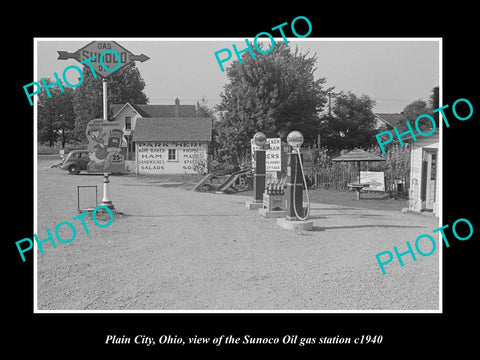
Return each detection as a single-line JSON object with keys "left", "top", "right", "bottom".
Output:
{"left": 36, "top": 155, "right": 440, "bottom": 311}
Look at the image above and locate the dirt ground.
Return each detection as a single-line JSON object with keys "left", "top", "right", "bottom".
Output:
{"left": 36, "top": 155, "right": 440, "bottom": 311}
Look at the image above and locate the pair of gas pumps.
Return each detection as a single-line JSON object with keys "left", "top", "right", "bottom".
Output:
{"left": 246, "top": 131, "right": 313, "bottom": 231}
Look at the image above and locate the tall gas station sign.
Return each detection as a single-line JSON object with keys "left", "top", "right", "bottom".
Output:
{"left": 58, "top": 41, "right": 149, "bottom": 210}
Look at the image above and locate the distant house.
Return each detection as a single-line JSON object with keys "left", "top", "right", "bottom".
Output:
{"left": 374, "top": 113, "right": 409, "bottom": 131}
{"left": 132, "top": 117, "right": 213, "bottom": 175}
{"left": 111, "top": 98, "right": 197, "bottom": 160}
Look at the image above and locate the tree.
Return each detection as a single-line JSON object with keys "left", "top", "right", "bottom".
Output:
{"left": 215, "top": 42, "right": 328, "bottom": 167}
{"left": 319, "top": 91, "right": 377, "bottom": 151}
{"left": 195, "top": 95, "right": 216, "bottom": 119}
{"left": 37, "top": 80, "right": 75, "bottom": 147}
{"left": 430, "top": 86, "right": 439, "bottom": 122}
{"left": 402, "top": 97, "right": 437, "bottom": 134}
{"left": 403, "top": 99, "right": 429, "bottom": 123}
{"left": 72, "top": 62, "right": 148, "bottom": 141}
{"left": 401, "top": 86, "right": 439, "bottom": 134}
{"left": 196, "top": 95, "right": 221, "bottom": 159}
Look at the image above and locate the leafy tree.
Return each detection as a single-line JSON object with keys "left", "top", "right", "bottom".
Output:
{"left": 430, "top": 86, "right": 439, "bottom": 122}
{"left": 215, "top": 42, "right": 328, "bottom": 167}
{"left": 72, "top": 62, "right": 148, "bottom": 141}
{"left": 37, "top": 80, "right": 75, "bottom": 147}
{"left": 403, "top": 99, "right": 429, "bottom": 123}
{"left": 107, "top": 62, "right": 149, "bottom": 105}
{"left": 319, "top": 91, "right": 377, "bottom": 151}
{"left": 377, "top": 86, "right": 438, "bottom": 155}
{"left": 402, "top": 94, "right": 440, "bottom": 133}
{"left": 71, "top": 72, "right": 103, "bottom": 140}
{"left": 196, "top": 96, "right": 220, "bottom": 158}
{"left": 195, "top": 95, "right": 216, "bottom": 119}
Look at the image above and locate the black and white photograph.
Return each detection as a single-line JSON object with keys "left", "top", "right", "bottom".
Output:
{"left": 6, "top": 7, "right": 478, "bottom": 357}
{"left": 33, "top": 38, "right": 442, "bottom": 312}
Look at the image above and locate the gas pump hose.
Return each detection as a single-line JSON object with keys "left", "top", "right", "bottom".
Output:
{"left": 293, "top": 148, "right": 311, "bottom": 221}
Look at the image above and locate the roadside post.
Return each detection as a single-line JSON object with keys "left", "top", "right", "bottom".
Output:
{"left": 277, "top": 131, "right": 313, "bottom": 231}
{"left": 101, "top": 77, "right": 112, "bottom": 208}
{"left": 246, "top": 132, "right": 267, "bottom": 210}
{"left": 58, "top": 41, "right": 149, "bottom": 211}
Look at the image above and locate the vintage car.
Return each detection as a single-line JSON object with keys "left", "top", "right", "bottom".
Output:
{"left": 60, "top": 150, "right": 90, "bottom": 175}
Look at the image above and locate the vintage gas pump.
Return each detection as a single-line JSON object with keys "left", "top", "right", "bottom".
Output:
{"left": 246, "top": 132, "right": 267, "bottom": 210}
{"left": 277, "top": 131, "right": 313, "bottom": 230}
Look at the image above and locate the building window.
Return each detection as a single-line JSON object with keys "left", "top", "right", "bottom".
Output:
{"left": 125, "top": 116, "right": 131, "bottom": 130}
{"left": 168, "top": 149, "right": 177, "bottom": 161}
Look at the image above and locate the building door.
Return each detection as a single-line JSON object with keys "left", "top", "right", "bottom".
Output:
{"left": 421, "top": 149, "right": 437, "bottom": 210}
{"left": 425, "top": 150, "right": 437, "bottom": 209}
{"left": 420, "top": 152, "right": 428, "bottom": 203}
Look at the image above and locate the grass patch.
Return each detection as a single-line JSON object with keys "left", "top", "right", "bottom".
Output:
{"left": 37, "top": 143, "right": 87, "bottom": 155}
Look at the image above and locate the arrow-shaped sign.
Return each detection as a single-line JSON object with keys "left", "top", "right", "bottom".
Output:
{"left": 129, "top": 54, "right": 150, "bottom": 62}
{"left": 57, "top": 51, "right": 81, "bottom": 61}
{"left": 57, "top": 41, "right": 149, "bottom": 78}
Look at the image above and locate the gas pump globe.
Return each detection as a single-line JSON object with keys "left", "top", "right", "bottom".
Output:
{"left": 253, "top": 132, "right": 267, "bottom": 147}
{"left": 287, "top": 131, "right": 304, "bottom": 150}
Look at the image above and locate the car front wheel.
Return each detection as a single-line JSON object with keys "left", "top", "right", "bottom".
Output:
{"left": 68, "top": 164, "right": 80, "bottom": 175}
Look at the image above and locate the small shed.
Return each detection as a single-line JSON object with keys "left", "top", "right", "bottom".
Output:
{"left": 332, "top": 149, "right": 386, "bottom": 199}
{"left": 332, "top": 149, "right": 386, "bottom": 181}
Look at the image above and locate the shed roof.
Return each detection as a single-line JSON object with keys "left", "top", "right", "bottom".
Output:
{"left": 375, "top": 113, "right": 409, "bottom": 131}
{"left": 132, "top": 117, "right": 212, "bottom": 142}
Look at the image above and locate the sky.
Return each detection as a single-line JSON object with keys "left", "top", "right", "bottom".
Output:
{"left": 35, "top": 38, "right": 440, "bottom": 114}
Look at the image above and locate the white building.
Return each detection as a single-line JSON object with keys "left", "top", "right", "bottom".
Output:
{"left": 132, "top": 117, "right": 212, "bottom": 175}
{"left": 375, "top": 112, "right": 439, "bottom": 216}
{"left": 407, "top": 130, "right": 439, "bottom": 216}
